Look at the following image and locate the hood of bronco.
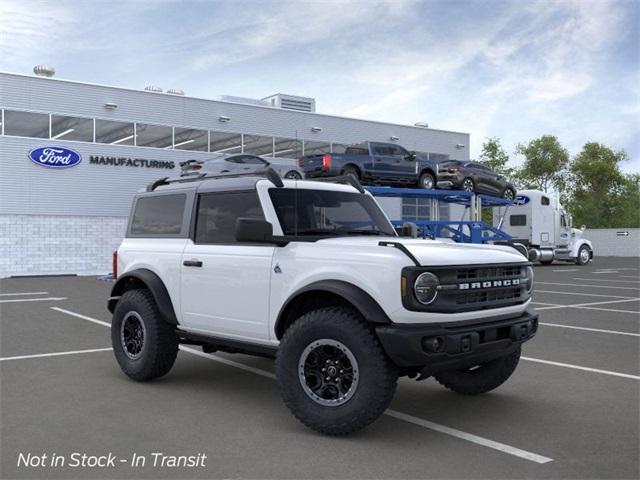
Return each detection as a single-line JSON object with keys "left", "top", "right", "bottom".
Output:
{"left": 317, "top": 236, "right": 528, "bottom": 266}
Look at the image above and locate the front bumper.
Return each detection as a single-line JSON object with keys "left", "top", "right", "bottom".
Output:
{"left": 376, "top": 310, "right": 538, "bottom": 375}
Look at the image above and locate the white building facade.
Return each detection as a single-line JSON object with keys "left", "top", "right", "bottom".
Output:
{"left": 0, "top": 72, "right": 470, "bottom": 277}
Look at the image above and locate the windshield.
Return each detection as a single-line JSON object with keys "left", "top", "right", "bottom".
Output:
{"left": 269, "top": 188, "right": 396, "bottom": 237}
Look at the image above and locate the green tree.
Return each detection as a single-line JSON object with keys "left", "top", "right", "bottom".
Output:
{"left": 479, "top": 137, "right": 514, "bottom": 177}
{"left": 566, "top": 142, "right": 638, "bottom": 228}
{"left": 515, "top": 135, "right": 569, "bottom": 193}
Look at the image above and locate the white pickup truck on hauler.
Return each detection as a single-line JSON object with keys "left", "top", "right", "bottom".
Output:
{"left": 107, "top": 169, "right": 538, "bottom": 435}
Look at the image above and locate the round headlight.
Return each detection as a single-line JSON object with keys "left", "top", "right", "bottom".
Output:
{"left": 526, "top": 266, "right": 534, "bottom": 294}
{"left": 414, "top": 272, "right": 439, "bottom": 305}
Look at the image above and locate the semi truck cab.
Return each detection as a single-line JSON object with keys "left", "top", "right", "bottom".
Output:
{"left": 494, "top": 189, "right": 593, "bottom": 265}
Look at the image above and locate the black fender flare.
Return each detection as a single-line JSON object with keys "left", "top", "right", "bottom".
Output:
{"left": 419, "top": 167, "right": 436, "bottom": 179}
{"left": 107, "top": 269, "right": 178, "bottom": 325}
{"left": 274, "top": 280, "right": 391, "bottom": 338}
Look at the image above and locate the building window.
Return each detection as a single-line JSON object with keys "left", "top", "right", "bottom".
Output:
{"left": 95, "top": 119, "right": 135, "bottom": 145}
{"left": 3, "top": 110, "right": 49, "bottom": 138}
{"left": 274, "top": 137, "right": 302, "bottom": 158}
{"left": 135, "top": 123, "right": 173, "bottom": 149}
{"left": 195, "top": 191, "right": 264, "bottom": 244}
{"left": 243, "top": 134, "right": 274, "bottom": 156}
{"left": 173, "top": 127, "right": 208, "bottom": 151}
{"left": 130, "top": 194, "right": 186, "bottom": 236}
{"left": 210, "top": 131, "right": 242, "bottom": 154}
{"left": 303, "top": 140, "right": 330, "bottom": 156}
{"left": 429, "top": 153, "right": 450, "bottom": 163}
{"left": 402, "top": 198, "right": 431, "bottom": 221}
{"left": 51, "top": 114, "right": 93, "bottom": 142}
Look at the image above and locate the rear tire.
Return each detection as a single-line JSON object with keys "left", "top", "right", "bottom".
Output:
{"left": 418, "top": 172, "right": 435, "bottom": 189}
{"left": 111, "top": 289, "right": 178, "bottom": 381}
{"left": 461, "top": 177, "right": 475, "bottom": 192}
{"left": 276, "top": 307, "right": 398, "bottom": 435}
{"left": 284, "top": 170, "right": 302, "bottom": 180}
{"left": 503, "top": 187, "right": 516, "bottom": 200}
{"left": 342, "top": 166, "right": 360, "bottom": 181}
{"left": 434, "top": 348, "right": 521, "bottom": 395}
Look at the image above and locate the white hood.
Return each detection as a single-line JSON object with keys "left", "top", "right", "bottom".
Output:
{"left": 317, "top": 236, "right": 528, "bottom": 266}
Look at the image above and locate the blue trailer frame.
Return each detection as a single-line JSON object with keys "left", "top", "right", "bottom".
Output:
{"left": 366, "top": 186, "right": 513, "bottom": 244}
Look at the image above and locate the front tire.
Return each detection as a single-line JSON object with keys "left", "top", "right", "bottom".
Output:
{"left": 418, "top": 172, "right": 435, "bottom": 189}
{"left": 434, "top": 348, "right": 521, "bottom": 395}
{"left": 576, "top": 245, "right": 591, "bottom": 265}
{"left": 284, "top": 170, "right": 302, "bottom": 180}
{"left": 503, "top": 187, "right": 516, "bottom": 200}
{"left": 276, "top": 307, "right": 397, "bottom": 435}
{"left": 111, "top": 289, "right": 178, "bottom": 381}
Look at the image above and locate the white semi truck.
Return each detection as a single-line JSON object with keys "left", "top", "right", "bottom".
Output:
{"left": 493, "top": 190, "right": 593, "bottom": 265}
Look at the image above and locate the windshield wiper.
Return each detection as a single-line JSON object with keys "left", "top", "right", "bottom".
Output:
{"left": 343, "top": 229, "right": 386, "bottom": 236}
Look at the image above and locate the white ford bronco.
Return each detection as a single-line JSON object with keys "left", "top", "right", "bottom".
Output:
{"left": 108, "top": 168, "right": 538, "bottom": 435}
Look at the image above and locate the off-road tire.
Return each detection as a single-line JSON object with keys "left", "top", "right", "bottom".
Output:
{"left": 576, "top": 245, "right": 591, "bottom": 265}
{"left": 111, "top": 289, "right": 178, "bottom": 381}
{"left": 434, "top": 347, "right": 521, "bottom": 395}
{"left": 276, "top": 307, "right": 398, "bottom": 435}
{"left": 418, "top": 172, "right": 435, "bottom": 190}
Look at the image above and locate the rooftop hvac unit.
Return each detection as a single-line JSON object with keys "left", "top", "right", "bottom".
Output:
{"left": 33, "top": 65, "right": 55, "bottom": 77}
{"left": 167, "top": 88, "right": 185, "bottom": 95}
{"left": 262, "top": 94, "right": 316, "bottom": 113}
{"left": 144, "top": 85, "right": 163, "bottom": 93}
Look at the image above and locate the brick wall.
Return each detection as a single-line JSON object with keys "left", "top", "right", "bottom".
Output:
{"left": 0, "top": 215, "right": 126, "bottom": 277}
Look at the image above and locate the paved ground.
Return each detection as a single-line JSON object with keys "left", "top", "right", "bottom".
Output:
{"left": 1, "top": 257, "right": 638, "bottom": 479}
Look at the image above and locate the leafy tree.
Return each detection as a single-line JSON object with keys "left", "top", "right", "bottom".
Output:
{"left": 479, "top": 137, "right": 514, "bottom": 177}
{"left": 515, "top": 135, "right": 569, "bottom": 193}
{"left": 566, "top": 142, "right": 638, "bottom": 228}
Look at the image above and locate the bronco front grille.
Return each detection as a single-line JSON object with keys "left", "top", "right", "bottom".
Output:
{"left": 402, "top": 263, "right": 530, "bottom": 313}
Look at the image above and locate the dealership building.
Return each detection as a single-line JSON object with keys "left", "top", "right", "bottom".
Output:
{"left": 0, "top": 70, "right": 470, "bottom": 277}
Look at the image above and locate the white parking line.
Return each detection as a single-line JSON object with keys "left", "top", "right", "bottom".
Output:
{"left": 0, "top": 297, "right": 67, "bottom": 304}
{"left": 0, "top": 347, "right": 112, "bottom": 362}
{"left": 552, "top": 269, "right": 579, "bottom": 272}
{"left": 44, "top": 309, "right": 554, "bottom": 464}
{"left": 572, "top": 278, "right": 640, "bottom": 284}
{"left": 0, "top": 291, "right": 49, "bottom": 296}
{"left": 534, "top": 298, "right": 640, "bottom": 311}
{"left": 535, "top": 290, "right": 637, "bottom": 299}
{"left": 539, "top": 322, "right": 639, "bottom": 337}
{"left": 385, "top": 410, "right": 553, "bottom": 464}
{"left": 574, "top": 306, "right": 640, "bottom": 315}
{"left": 522, "top": 357, "right": 640, "bottom": 381}
{"left": 183, "top": 346, "right": 553, "bottom": 464}
{"left": 620, "top": 275, "right": 640, "bottom": 279}
{"left": 51, "top": 307, "right": 111, "bottom": 327}
{"left": 593, "top": 271, "right": 619, "bottom": 274}
{"left": 536, "top": 282, "right": 639, "bottom": 291}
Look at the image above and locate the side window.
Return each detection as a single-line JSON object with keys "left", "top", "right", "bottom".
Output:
{"left": 195, "top": 191, "right": 264, "bottom": 244}
{"left": 510, "top": 215, "right": 527, "bottom": 226}
{"left": 372, "top": 144, "right": 390, "bottom": 155}
{"left": 389, "top": 145, "right": 409, "bottom": 157}
{"left": 561, "top": 215, "right": 567, "bottom": 227}
{"left": 130, "top": 194, "right": 186, "bottom": 236}
{"left": 541, "top": 196, "right": 550, "bottom": 206}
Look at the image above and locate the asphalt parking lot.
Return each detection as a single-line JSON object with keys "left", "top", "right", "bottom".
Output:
{"left": 1, "top": 257, "right": 638, "bottom": 479}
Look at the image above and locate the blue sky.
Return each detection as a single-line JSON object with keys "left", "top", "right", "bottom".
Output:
{"left": 1, "top": 0, "right": 638, "bottom": 172}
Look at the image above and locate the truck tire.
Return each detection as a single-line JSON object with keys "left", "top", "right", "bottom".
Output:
{"left": 284, "top": 170, "right": 302, "bottom": 180}
{"left": 111, "top": 289, "right": 178, "bottom": 381}
{"left": 434, "top": 347, "right": 521, "bottom": 395}
{"left": 276, "top": 307, "right": 398, "bottom": 435}
{"left": 576, "top": 245, "right": 591, "bottom": 265}
{"left": 503, "top": 187, "right": 516, "bottom": 200}
{"left": 418, "top": 172, "right": 435, "bottom": 189}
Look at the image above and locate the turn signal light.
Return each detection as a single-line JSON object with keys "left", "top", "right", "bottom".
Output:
{"left": 322, "top": 153, "right": 332, "bottom": 171}
{"left": 112, "top": 251, "right": 118, "bottom": 280}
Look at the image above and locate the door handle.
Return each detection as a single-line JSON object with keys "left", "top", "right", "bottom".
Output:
{"left": 183, "top": 260, "right": 203, "bottom": 267}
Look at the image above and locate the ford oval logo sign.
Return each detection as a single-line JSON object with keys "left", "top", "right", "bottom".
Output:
{"left": 28, "top": 147, "right": 82, "bottom": 169}
{"left": 513, "top": 195, "right": 530, "bottom": 206}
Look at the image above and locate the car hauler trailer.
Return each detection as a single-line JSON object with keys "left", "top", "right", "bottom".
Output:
{"left": 492, "top": 190, "right": 593, "bottom": 265}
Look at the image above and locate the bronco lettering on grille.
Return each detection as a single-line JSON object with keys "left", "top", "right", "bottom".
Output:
{"left": 459, "top": 278, "right": 520, "bottom": 290}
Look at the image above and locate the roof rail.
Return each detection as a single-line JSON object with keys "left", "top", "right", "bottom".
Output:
{"left": 145, "top": 167, "right": 284, "bottom": 192}
{"left": 311, "top": 175, "right": 365, "bottom": 193}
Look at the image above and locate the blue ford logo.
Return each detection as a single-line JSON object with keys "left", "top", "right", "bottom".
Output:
{"left": 28, "top": 146, "right": 82, "bottom": 168}
{"left": 513, "top": 195, "right": 530, "bottom": 206}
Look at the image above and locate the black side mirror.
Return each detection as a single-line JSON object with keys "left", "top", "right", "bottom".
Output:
{"left": 405, "top": 151, "right": 416, "bottom": 161}
{"left": 236, "top": 218, "right": 287, "bottom": 246}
